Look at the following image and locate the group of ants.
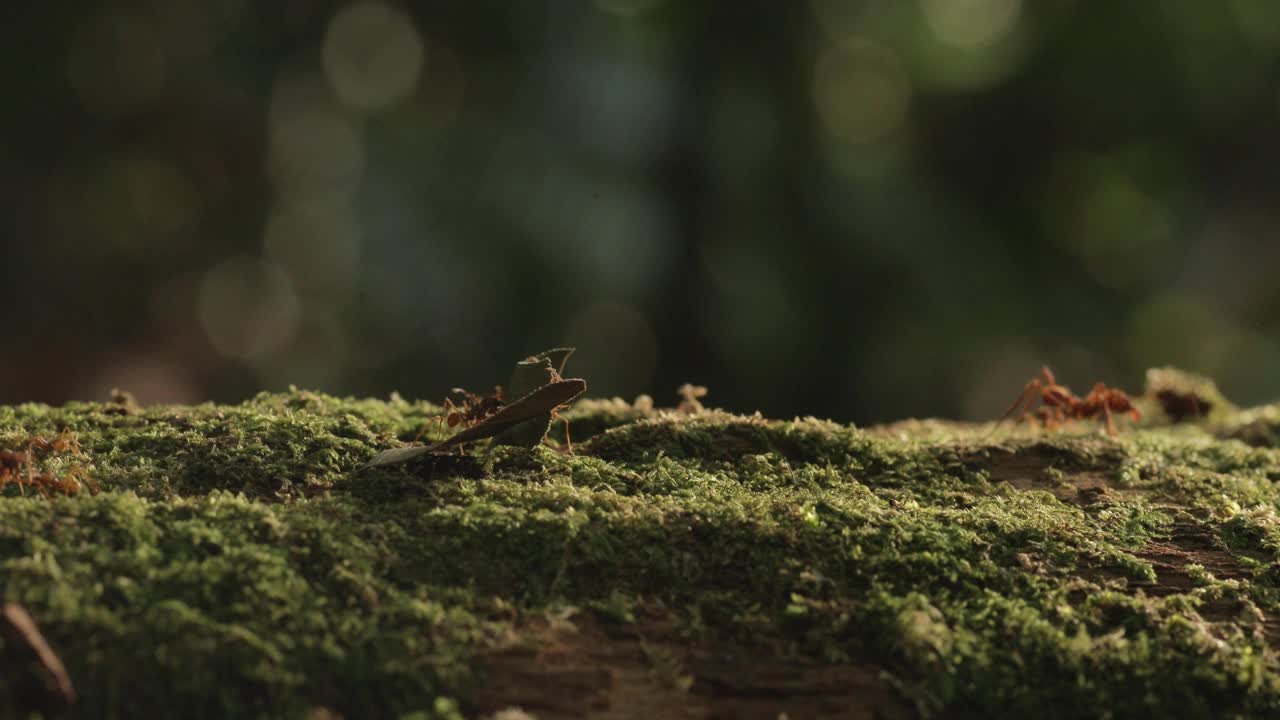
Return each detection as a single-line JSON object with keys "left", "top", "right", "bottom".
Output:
{"left": 0, "top": 428, "right": 96, "bottom": 498}
{"left": 0, "top": 366, "right": 1140, "bottom": 499}
{"left": 437, "top": 365, "right": 1141, "bottom": 441}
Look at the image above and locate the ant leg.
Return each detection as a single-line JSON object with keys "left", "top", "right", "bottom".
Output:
{"left": 1000, "top": 382, "right": 1040, "bottom": 423}
{"left": 60, "top": 469, "right": 82, "bottom": 496}
{"left": 559, "top": 414, "right": 573, "bottom": 454}
{"left": 416, "top": 401, "right": 453, "bottom": 441}
{"left": 418, "top": 415, "right": 452, "bottom": 441}
{"left": 54, "top": 427, "right": 79, "bottom": 454}
{"left": 1103, "top": 405, "right": 1116, "bottom": 436}
{"left": 1040, "top": 366, "right": 1057, "bottom": 386}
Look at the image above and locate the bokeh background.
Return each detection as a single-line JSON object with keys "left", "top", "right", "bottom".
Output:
{"left": 5, "top": 0, "right": 1280, "bottom": 424}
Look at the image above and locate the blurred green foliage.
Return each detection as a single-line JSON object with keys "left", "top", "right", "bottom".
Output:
{"left": 3, "top": 0, "right": 1280, "bottom": 423}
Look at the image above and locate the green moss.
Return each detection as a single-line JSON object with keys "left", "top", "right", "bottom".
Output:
{"left": 1218, "top": 403, "right": 1280, "bottom": 448}
{"left": 0, "top": 491, "right": 495, "bottom": 719}
{"left": 1140, "top": 366, "right": 1238, "bottom": 427}
{"left": 4, "top": 388, "right": 1280, "bottom": 717}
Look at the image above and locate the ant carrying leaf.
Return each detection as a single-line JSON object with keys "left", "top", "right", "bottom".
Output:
{"left": 366, "top": 348, "right": 587, "bottom": 467}
{"left": 491, "top": 347, "right": 577, "bottom": 449}
{"left": 425, "top": 378, "right": 585, "bottom": 453}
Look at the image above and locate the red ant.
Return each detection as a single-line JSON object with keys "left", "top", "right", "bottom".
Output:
{"left": 0, "top": 429, "right": 96, "bottom": 497}
{"left": 0, "top": 449, "right": 32, "bottom": 492}
{"left": 1075, "top": 382, "right": 1141, "bottom": 436}
{"left": 415, "top": 386, "right": 505, "bottom": 442}
{"left": 1000, "top": 367, "right": 1139, "bottom": 436}
{"left": 27, "top": 428, "right": 83, "bottom": 457}
{"left": 441, "top": 386, "right": 505, "bottom": 429}
{"left": 1000, "top": 366, "right": 1077, "bottom": 430}
{"left": 22, "top": 467, "right": 96, "bottom": 498}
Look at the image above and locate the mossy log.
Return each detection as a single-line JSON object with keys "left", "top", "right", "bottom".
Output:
{"left": 3, "top": 374, "right": 1280, "bottom": 719}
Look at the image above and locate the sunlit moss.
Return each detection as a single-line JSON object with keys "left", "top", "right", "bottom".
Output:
{"left": 3, "top": 389, "right": 1280, "bottom": 717}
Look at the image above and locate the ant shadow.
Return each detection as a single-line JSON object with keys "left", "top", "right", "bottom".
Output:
{"left": 347, "top": 452, "right": 488, "bottom": 503}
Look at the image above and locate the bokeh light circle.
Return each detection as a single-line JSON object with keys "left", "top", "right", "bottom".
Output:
{"left": 263, "top": 199, "right": 363, "bottom": 295}
{"left": 267, "top": 103, "right": 365, "bottom": 192}
{"left": 813, "top": 41, "right": 911, "bottom": 144}
{"left": 323, "top": 1, "right": 425, "bottom": 113}
{"left": 197, "top": 257, "right": 302, "bottom": 360}
{"left": 921, "top": 0, "right": 1022, "bottom": 49}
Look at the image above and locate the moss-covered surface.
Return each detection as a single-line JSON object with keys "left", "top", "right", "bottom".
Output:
{"left": 5, "top": 377, "right": 1280, "bottom": 718}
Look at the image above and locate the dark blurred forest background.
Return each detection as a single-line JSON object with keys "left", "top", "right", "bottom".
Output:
{"left": 3, "top": 0, "right": 1280, "bottom": 424}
